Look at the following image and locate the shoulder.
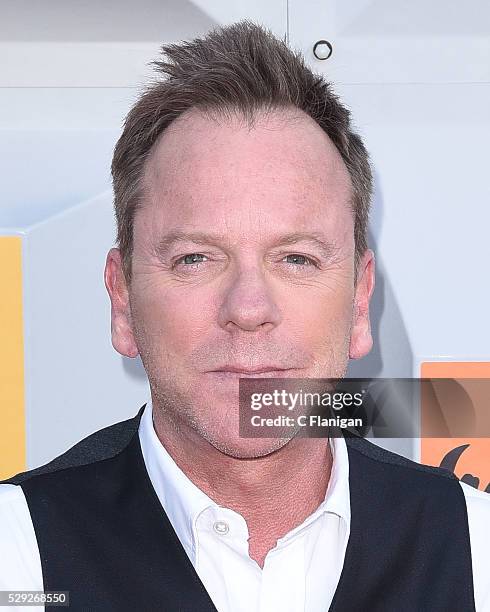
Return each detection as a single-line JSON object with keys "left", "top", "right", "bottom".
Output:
{"left": 0, "top": 484, "right": 43, "bottom": 589}
{"left": 460, "top": 482, "right": 490, "bottom": 611}
{"left": 461, "top": 479, "right": 490, "bottom": 523}
{"left": 345, "top": 435, "right": 459, "bottom": 486}
{"left": 0, "top": 481, "right": 29, "bottom": 510}
{"left": 1, "top": 406, "right": 145, "bottom": 487}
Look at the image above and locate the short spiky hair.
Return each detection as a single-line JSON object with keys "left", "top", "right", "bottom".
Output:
{"left": 111, "top": 19, "right": 373, "bottom": 282}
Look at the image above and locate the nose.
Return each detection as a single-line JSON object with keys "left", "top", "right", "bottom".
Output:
{"left": 217, "top": 265, "right": 282, "bottom": 333}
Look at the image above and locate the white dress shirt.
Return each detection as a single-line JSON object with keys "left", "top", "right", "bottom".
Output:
{"left": 139, "top": 399, "right": 351, "bottom": 612}
{"left": 0, "top": 399, "right": 489, "bottom": 612}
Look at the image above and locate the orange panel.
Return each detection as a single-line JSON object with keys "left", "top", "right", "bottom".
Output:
{"left": 420, "top": 362, "right": 490, "bottom": 493}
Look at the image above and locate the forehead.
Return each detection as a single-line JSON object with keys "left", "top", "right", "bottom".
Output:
{"left": 137, "top": 107, "right": 353, "bottom": 244}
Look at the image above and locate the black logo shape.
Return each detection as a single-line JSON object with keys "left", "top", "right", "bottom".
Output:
{"left": 440, "top": 444, "right": 490, "bottom": 493}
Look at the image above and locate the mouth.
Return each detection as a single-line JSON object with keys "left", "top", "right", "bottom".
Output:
{"left": 207, "top": 367, "right": 297, "bottom": 378}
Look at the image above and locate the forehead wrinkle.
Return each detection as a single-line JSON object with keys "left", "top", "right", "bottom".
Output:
{"left": 153, "top": 229, "right": 341, "bottom": 261}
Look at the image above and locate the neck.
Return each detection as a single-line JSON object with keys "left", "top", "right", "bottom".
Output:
{"left": 152, "top": 404, "right": 333, "bottom": 568}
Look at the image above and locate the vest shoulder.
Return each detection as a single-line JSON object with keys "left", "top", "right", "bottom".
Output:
{"left": 0, "top": 406, "right": 146, "bottom": 486}
{"left": 345, "top": 434, "right": 458, "bottom": 482}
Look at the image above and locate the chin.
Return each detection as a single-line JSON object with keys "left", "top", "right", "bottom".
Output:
{"left": 199, "top": 425, "right": 292, "bottom": 459}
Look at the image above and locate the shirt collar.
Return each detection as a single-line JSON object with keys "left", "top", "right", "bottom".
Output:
{"left": 138, "top": 397, "right": 351, "bottom": 555}
{"left": 138, "top": 398, "right": 216, "bottom": 563}
{"left": 323, "top": 426, "right": 351, "bottom": 524}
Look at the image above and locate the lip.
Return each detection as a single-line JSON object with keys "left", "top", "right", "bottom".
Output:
{"left": 208, "top": 366, "right": 296, "bottom": 377}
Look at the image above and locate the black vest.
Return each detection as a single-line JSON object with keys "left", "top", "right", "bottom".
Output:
{"left": 2, "top": 405, "right": 476, "bottom": 611}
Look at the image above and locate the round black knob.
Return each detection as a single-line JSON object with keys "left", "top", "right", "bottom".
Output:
{"left": 313, "top": 40, "right": 333, "bottom": 61}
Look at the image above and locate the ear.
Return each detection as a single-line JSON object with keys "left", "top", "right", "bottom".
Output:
{"left": 349, "top": 249, "right": 375, "bottom": 360}
{"left": 104, "top": 248, "right": 139, "bottom": 358}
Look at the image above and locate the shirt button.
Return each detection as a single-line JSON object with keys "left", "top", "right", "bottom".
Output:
{"left": 213, "top": 520, "right": 229, "bottom": 535}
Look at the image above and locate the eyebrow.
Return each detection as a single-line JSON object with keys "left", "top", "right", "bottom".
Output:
{"left": 154, "top": 230, "right": 338, "bottom": 260}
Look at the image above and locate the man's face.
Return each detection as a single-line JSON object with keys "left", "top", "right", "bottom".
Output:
{"left": 105, "top": 108, "right": 375, "bottom": 457}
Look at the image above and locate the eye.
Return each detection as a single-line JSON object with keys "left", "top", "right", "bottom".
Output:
{"left": 283, "top": 254, "right": 316, "bottom": 267}
{"left": 176, "top": 253, "right": 208, "bottom": 265}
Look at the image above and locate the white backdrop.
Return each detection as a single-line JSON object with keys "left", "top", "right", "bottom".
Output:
{"left": 0, "top": 0, "right": 488, "bottom": 468}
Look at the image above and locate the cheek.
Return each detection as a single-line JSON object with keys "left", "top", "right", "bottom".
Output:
{"left": 131, "top": 284, "right": 216, "bottom": 358}
{"left": 297, "top": 292, "right": 354, "bottom": 378}
{"left": 281, "top": 283, "right": 354, "bottom": 340}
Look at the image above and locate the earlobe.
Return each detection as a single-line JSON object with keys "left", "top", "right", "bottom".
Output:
{"left": 104, "top": 248, "right": 139, "bottom": 358}
{"left": 349, "top": 250, "right": 375, "bottom": 360}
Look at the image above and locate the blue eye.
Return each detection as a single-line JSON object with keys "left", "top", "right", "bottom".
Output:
{"left": 284, "top": 254, "right": 313, "bottom": 266}
{"left": 180, "top": 253, "right": 207, "bottom": 265}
